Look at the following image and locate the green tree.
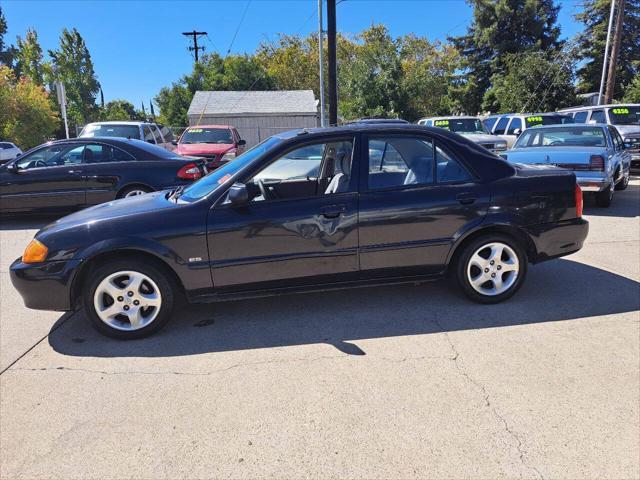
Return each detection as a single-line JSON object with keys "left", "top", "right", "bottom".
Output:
{"left": 0, "top": 65, "right": 58, "bottom": 149}
{"left": 622, "top": 75, "right": 640, "bottom": 102}
{"left": 100, "top": 99, "right": 143, "bottom": 121}
{"left": 15, "top": 28, "right": 44, "bottom": 84}
{"left": 47, "top": 28, "right": 101, "bottom": 130}
{"left": 451, "top": 0, "right": 562, "bottom": 113}
{"left": 489, "top": 50, "right": 577, "bottom": 112}
{"left": 575, "top": 0, "right": 640, "bottom": 98}
{"left": 0, "top": 6, "right": 16, "bottom": 68}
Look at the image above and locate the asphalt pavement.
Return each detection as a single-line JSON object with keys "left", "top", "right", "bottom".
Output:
{"left": 1, "top": 178, "right": 638, "bottom": 479}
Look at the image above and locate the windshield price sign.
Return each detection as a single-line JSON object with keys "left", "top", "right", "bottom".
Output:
{"left": 612, "top": 108, "right": 629, "bottom": 115}
{"left": 434, "top": 120, "right": 450, "bottom": 127}
{"left": 526, "top": 116, "right": 543, "bottom": 124}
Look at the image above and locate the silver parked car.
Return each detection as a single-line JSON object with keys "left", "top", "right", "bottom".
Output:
{"left": 79, "top": 121, "right": 175, "bottom": 151}
{"left": 501, "top": 124, "right": 631, "bottom": 207}
{"left": 0, "top": 141, "right": 22, "bottom": 164}
{"left": 417, "top": 116, "right": 508, "bottom": 154}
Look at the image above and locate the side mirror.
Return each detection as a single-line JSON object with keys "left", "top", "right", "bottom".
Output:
{"left": 513, "top": 128, "right": 521, "bottom": 135}
{"left": 227, "top": 182, "right": 248, "bottom": 206}
{"left": 171, "top": 140, "right": 178, "bottom": 146}
{"left": 15, "top": 152, "right": 21, "bottom": 158}
{"left": 237, "top": 139, "right": 246, "bottom": 146}
{"left": 6, "top": 163, "right": 18, "bottom": 173}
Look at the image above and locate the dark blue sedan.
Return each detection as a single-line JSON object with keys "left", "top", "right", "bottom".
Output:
{"left": 10, "top": 124, "right": 589, "bottom": 339}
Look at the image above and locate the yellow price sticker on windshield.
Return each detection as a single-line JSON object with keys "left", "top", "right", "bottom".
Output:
{"left": 526, "top": 116, "right": 543, "bottom": 123}
{"left": 434, "top": 120, "right": 450, "bottom": 127}
{"left": 189, "top": 128, "right": 203, "bottom": 133}
{"left": 612, "top": 108, "right": 629, "bottom": 114}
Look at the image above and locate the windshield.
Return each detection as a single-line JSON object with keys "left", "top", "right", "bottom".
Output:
{"left": 178, "top": 136, "right": 281, "bottom": 202}
{"left": 81, "top": 124, "right": 140, "bottom": 139}
{"left": 181, "top": 128, "right": 233, "bottom": 144}
{"left": 524, "top": 115, "right": 574, "bottom": 127}
{"left": 433, "top": 118, "right": 487, "bottom": 134}
{"left": 607, "top": 106, "right": 640, "bottom": 125}
{"left": 515, "top": 126, "right": 607, "bottom": 148}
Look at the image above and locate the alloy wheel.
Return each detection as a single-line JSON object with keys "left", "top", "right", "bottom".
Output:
{"left": 124, "top": 189, "right": 147, "bottom": 197}
{"left": 93, "top": 271, "right": 162, "bottom": 331}
{"left": 466, "top": 242, "right": 519, "bottom": 296}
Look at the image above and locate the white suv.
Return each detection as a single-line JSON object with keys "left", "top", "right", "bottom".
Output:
{"left": 79, "top": 121, "right": 175, "bottom": 151}
{"left": 0, "top": 141, "right": 22, "bottom": 164}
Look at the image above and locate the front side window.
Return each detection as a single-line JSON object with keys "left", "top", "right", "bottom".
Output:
{"left": 15, "top": 144, "right": 83, "bottom": 169}
{"left": 159, "top": 125, "right": 174, "bottom": 143}
{"left": 248, "top": 140, "right": 353, "bottom": 202}
{"left": 494, "top": 117, "right": 509, "bottom": 134}
{"left": 573, "top": 111, "right": 588, "bottom": 123}
{"left": 507, "top": 118, "right": 522, "bottom": 135}
{"left": 590, "top": 110, "right": 606, "bottom": 123}
{"left": 152, "top": 126, "right": 164, "bottom": 144}
{"left": 368, "top": 136, "right": 434, "bottom": 190}
{"left": 143, "top": 126, "right": 156, "bottom": 144}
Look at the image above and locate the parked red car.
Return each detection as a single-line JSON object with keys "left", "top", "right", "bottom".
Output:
{"left": 174, "top": 125, "right": 246, "bottom": 170}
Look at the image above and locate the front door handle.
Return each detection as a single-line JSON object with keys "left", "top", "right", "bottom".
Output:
{"left": 67, "top": 170, "right": 82, "bottom": 176}
{"left": 320, "top": 204, "right": 347, "bottom": 218}
{"left": 456, "top": 193, "right": 477, "bottom": 205}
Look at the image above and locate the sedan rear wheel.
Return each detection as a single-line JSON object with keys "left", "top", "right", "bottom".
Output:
{"left": 84, "top": 260, "right": 175, "bottom": 339}
{"left": 118, "top": 186, "right": 153, "bottom": 199}
{"left": 456, "top": 234, "right": 527, "bottom": 304}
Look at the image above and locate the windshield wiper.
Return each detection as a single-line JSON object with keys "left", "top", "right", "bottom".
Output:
{"left": 167, "top": 185, "right": 186, "bottom": 201}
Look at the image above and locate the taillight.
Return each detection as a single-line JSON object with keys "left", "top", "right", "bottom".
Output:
{"left": 575, "top": 184, "right": 583, "bottom": 218}
{"left": 177, "top": 163, "right": 202, "bottom": 180}
{"left": 589, "top": 155, "right": 605, "bottom": 171}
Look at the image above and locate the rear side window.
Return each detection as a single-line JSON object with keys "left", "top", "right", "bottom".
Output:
{"left": 367, "top": 136, "right": 435, "bottom": 190}
{"left": 435, "top": 145, "right": 472, "bottom": 183}
{"left": 590, "top": 110, "right": 606, "bottom": 123}
{"left": 84, "top": 144, "right": 135, "bottom": 163}
{"left": 494, "top": 117, "right": 509, "bottom": 134}
{"left": 143, "top": 126, "right": 157, "bottom": 144}
{"left": 573, "top": 111, "right": 588, "bottom": 123}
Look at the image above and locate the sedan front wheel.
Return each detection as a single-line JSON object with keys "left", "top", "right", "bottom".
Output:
{"left": 84, "top": 260, "right": 175, "bottom": 339}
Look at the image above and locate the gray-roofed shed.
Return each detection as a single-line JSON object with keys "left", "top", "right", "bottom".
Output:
{"left": 187, "top": 90, "right": 319, "bottom": 146}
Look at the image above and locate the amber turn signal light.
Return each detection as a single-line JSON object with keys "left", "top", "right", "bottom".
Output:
{"left": 22, "top": 239, "right": 48, "bottom": 264}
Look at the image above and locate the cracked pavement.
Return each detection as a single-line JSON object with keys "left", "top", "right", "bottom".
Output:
{"left": 1, "top": 178, "right": 639, "bottom": 479}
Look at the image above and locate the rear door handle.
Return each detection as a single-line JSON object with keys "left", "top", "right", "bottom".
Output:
{"left": 456, "top": 192, "right": 477, "bottom": 205}
{"left": 320, "top": 204, "right": 347, "bottom": 218}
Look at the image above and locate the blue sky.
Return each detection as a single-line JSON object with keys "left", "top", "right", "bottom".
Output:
{"left": 2, "top": 0, "right": 585, "bottom": 109}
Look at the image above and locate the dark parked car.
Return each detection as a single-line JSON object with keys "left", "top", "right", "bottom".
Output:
{"left": 0, "top": 137, "right": 206, "bottom": 215}
{"left": 11, "top": 124, "right": 588, "bottom": 339}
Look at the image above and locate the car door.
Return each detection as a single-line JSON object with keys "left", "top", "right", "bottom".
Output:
{"left": 608, "top": 126, "right": 631, "bottom": 177}
{"left": 83, "top": 143, "right": 138, "bottom": 205}
{"left": 0, "top": 143, "right": 86, "bottom": 213}
{"left": 207, "top": 136, "right": 359, "bottom": 292}
{"left": 358, "top": 133, "right": 490, "bottom": 277}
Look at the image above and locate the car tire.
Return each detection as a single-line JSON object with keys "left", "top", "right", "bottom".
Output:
{"left": 83, "top": 260, "right": 175, "bottom": 339}
{"left": 614, "top": 172, "right": 629, "bottom": 191}
{"left": 455, "top": 234, "right": 528, "bottom": 304}
{"left": 117, "top": 185, "right": 153, "bottom": 198}
{"left": 595, "top": 183, "right": 613, "bottom": 207}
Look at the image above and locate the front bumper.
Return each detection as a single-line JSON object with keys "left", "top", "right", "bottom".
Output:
{"left": 10, "top": 258, "right": 82, "bottom": 311}
{"left": 525, "top": 217, "right": 589, "bottom": 263}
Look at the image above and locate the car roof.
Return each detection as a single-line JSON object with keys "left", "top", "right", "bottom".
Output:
{"left": 558, "top": 103, "right": 640, "bottom": 112}
{"left": 420, "top": 116, "right": 479, "bottom": 121}
{"left": 348, "top": 118, "right": 409, "bottom": 124}
{"left": 526, "top": 123, "right": 609, "bottom": 129}
{"left": 84, "top": 121, "right": 154, "bottom": 126}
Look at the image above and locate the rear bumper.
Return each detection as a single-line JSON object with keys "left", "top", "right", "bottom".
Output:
{"left": 525, "top": 217, "right": 589, "bottom": 263}
{"left": 575, "top": 176, "right": 609, "bottom": 192}
{"left": 9, "top": 258, "right": 82, "bottom": 311}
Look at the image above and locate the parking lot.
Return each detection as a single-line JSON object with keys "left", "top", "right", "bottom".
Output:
{"left": 0, "top": 178, "right": 638, "bottom": 479}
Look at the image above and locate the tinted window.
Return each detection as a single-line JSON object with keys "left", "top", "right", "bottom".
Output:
{"left": 181, "top": 127, "right": 234, "bottom": 144}
{"left": 483, "top": 117, "right": 498, "bottom": 131}
{"left": 15, "top": 144, "right": 83, "bottom": 169}
{"left": 143, "top": 126, "right": 156, "bottom": 144}
{"left": 494, "top": 117, "right": 509, "bottom": 134}
{"left": 590, "top": 110, "right": 606, "bottom": 123}
{"left": 524, "top": 115, "right": 575, "bottom": 127}
{"left": 433, "top": 118, "right": 486, "bottom": 134}
{"left": 507, "top": 118, "right": 522, "bottom": 135}
{"left": 607, "top": 106, "right": 640, "bottom": 125}
{"left": 515, "top": 127, "right": 607, "bottom": 148}
{"left": 368, "top": 136, "right": 434, "bottom": 190}
{"left": 152, "top": 125, "right": 164, "bottom": 144}
{"left": 573, "top": 111, "right": 588, "bottom": 123}
{"left": 84, "top": 144, "right": 134, "bottom": 163}
{"left": 81, "top": 124, "right": 141, "bottom": 139}
{"left": 0, "top": 142, "right": 12, "bottom": 149}
{"left": 254, "top": 143, "right": 324, "bottom": 182}
{"left": 435, "top": 145, "right": 472, "bottom": 183}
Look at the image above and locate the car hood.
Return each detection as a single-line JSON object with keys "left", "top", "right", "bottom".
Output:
{"left": 175, "top": 143, "right": 234, "bottom": 156}
{"left": 460, "top": 133, "right": 502, "bottom": 143}
{"left": 38, "top": 191, "right": 177, "bottom": 236}
{"left": 613, "top": 125, "right": 640, "bottom": 137}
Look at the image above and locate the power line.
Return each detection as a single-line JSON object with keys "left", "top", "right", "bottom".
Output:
{"left": 227, "top": 0, "right": 252, "bottom": 55}
{"left": 182, "top": 30, "right": 207, "bottom": 63}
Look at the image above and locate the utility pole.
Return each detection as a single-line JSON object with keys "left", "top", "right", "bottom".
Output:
{"left": 182, "top": 30, "right": 207, "bottom": 63}
{"left": 604, "top": 0, "right": 625, "bottom": 104}
{"left": 327, "top": 0, "right": 337, "bottom": 126}
{"left": 318, "top": 0, "right": 326, "bottom": 127}
{"left": 598, "top": 0, "right": 616, "bottom": 105}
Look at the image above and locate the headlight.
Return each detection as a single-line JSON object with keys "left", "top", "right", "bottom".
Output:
{"left": 221, "top": 151, "right": 236, "bottom": 162}
{"left": 494, "top": 142, "right": 507, "bottom": 151}
{"left": 22, "top": 238, "right": 48, "bottom": 264}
